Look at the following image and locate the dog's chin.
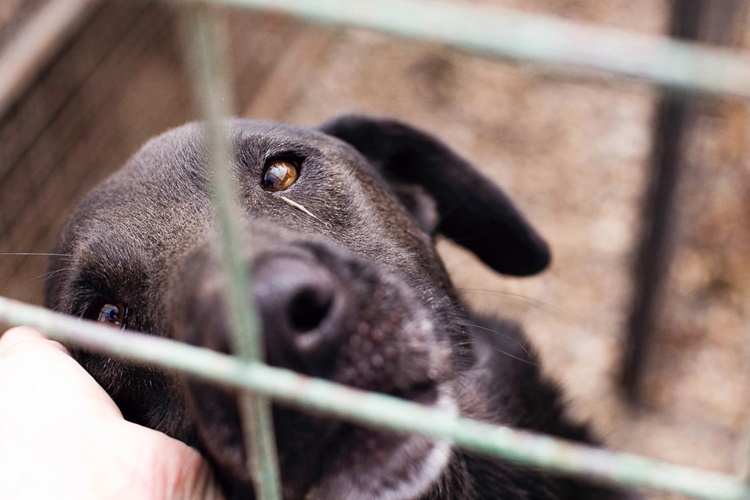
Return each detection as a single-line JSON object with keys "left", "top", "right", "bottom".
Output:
{"left": 306, "top": 390, "right": 456, "bottom": 500}
{"left": 310, "top": 434, "right": 452, "bottom": 500}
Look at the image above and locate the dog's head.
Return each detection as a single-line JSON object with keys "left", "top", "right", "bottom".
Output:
{"left": 45, "top": 116, "right": 549, "bottom": 499}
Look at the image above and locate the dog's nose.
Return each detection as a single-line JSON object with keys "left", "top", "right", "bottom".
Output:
{"left": 253, "top": 255, "right": 343, "bottom": 375}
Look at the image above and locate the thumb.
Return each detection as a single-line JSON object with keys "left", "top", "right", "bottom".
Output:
{"left": 0, "top": 327, "right": 226, "bottom": 499}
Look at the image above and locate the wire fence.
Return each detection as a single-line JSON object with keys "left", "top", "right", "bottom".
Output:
{"left": 2, "top": 1, "right": 750, "bottom": 499}
{"left": 2, "top": 296, "right": 749, "bottom": 499}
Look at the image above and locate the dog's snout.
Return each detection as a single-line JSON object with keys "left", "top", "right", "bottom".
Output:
{"left": 254, "top": 255, "right": 343, "bottom": 375}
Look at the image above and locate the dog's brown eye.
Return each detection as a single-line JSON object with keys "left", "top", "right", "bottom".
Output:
{"left": 262, "top": 160, "right": 298, "bottom": 192}
{"left": 89, "top": 302, "right": 128, "bottom": 329}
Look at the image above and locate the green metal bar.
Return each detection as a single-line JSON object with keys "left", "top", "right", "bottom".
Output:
{"left": 2, "top": 296, "right": 749, "bottom": 500}
{"left": 179, "top": 4, "right": 281, "bottom": 499}
{"left": 194, "top": 0, "right": 750, "bottom": 99}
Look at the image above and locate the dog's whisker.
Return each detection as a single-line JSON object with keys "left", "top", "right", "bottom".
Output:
{"left": 458, "top": 320, "right": 538, "bottom": 366}
{"left": 456, "top": 288, "right": 557, "bottom": 314}
{"left": 467, "top": 347, "right": 538, "bottom": 368}
{"left": 0, "top": 269, "right": 71, "bottom": 300}
{"left": 35, "top": 267, "right": 73, "bottom": 284}
{"left": 279, "top": 195, "right": 330, "bottom": 228}
{"left": 0, "top": 252, "right": 72, "bottom": 258}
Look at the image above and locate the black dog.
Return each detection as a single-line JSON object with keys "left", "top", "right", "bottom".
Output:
{"left": 45, "top": 116, "right": 625, "bottom": 499}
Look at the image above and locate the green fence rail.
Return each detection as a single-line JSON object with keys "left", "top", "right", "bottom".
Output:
{"left": 202, "top": 0, "right": 750, "bottom": 99}
{"left": 1, "top": 296, "right": 749, "bottom": 500}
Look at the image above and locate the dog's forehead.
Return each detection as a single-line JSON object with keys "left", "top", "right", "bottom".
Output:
{"left": 137, "top": 119, "right": 355, "bottom": 168}
{"left": 64, "top": 119, "right": 406, "bottom": 254}
{"left": 110, "top": 119, "right": 374, "bottom": 197}
{"left": 232, "top": 118, "right": 336, "bottom": 146}
{"left": 162, "top": 118, "right": 339, "bottom": 144}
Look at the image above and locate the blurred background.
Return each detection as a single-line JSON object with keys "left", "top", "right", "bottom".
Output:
{"left": 1, "top": 1, "right": 749, "bottom": 497}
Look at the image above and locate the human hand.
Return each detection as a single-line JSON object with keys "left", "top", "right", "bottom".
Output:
{"left": 0, "top": 326, "right": 224, "bottom": 499}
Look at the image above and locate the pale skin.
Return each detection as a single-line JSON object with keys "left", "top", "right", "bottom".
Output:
{"left": 0, "top": 326, "right": 224, "bottom": 500}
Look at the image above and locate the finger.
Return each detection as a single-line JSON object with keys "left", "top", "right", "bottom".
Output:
{"left": 169, "top": 446, "right": 226, "bottom": 500}
{"left": 0, "top": 326, "right": 71, "bottom": 358}
{"left": 134, "top": 431, "right": 226, "bottom": 500}
{"left": 0, "top": 325, "right": 122, "bottom": 420}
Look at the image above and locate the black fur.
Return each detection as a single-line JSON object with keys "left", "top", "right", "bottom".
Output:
{"left": 45, "top": 116, "right": 625, "bottom": 499}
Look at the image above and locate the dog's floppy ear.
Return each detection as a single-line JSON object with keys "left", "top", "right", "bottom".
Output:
{"left": 319, "top": 115, "right": 550, "bottom": 276}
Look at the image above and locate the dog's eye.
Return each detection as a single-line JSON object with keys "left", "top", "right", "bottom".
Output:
{"left": 261, "top": 160, "right": 298, "bottom": 192}
{"left": 87, "top": 302, "right": 129, "bottom": 329}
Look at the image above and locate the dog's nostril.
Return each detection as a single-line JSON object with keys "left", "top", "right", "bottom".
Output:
{"left": 254, "top": 254, "right": 344, "bottom": 374}
{"left": 288, "top": 287, "right": 333, "bottom": 333}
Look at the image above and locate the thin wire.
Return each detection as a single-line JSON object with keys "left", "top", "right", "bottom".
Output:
{"left": 178, "top": 3, "right": 281, "bottom": 499}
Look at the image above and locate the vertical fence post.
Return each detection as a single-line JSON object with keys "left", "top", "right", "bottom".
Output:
{"left": 178, "top": 2, "right": 282, "bottom": 498}
{"left": 619, "top": 0, "right": 748, "bottom": 403}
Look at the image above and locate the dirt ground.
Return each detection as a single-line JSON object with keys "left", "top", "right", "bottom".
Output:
{"left": 3, "top": 1, "right": 750, "bottom": 498}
